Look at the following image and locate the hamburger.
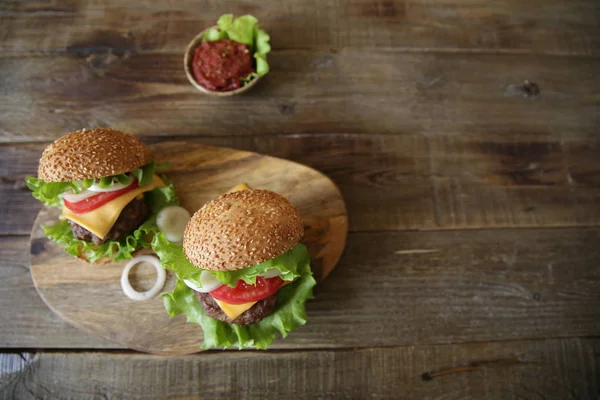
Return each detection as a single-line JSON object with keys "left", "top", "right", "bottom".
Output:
{"left": 26, "top": 128, "right": 178, "bottom": 263}
{"left": 153, "top": 188, "right": 316, "bottom": 349}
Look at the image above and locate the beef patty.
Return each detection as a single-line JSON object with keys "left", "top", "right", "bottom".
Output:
{"left": 69, "top": 198, "right": 149, "bottom": 245}
{"left": 196, "top": 292, "right": 278, "bottom": 326}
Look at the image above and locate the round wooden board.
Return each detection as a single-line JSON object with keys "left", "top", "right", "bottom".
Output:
{"left": 30, "top": 142, "right": 348, "bottom": 355}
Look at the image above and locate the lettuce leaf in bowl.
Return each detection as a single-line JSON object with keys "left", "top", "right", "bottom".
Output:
{"left": 203, "top": 14, "right": 271, "bottom": 79}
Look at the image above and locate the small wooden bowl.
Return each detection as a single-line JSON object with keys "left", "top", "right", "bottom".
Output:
{"left": 183, "top": 27, "right": 263, "bottom": 96}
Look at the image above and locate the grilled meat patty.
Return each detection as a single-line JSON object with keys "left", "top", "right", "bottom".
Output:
{"left": 196, "top": 292, "right": 278, "bottom": 326}
{"left": 69, "top": 198, "right": 149, "bottom": 245}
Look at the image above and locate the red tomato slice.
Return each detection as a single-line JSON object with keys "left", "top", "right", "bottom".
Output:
{"left": 210, "top": 276, "right": 284, "bottom": 304}
{"left": 63, "top": 180, "right": 139, "bottom": 214}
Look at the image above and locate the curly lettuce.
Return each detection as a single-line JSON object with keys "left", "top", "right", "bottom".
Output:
{"left": 24, "top": 179, "right": 81, "bottom": 207}
{"left": 25, "top": 161, "right": 165, "bottom": 208}
{"left": 203, "top": 14, "right": 271, "bottom": 80}
{"left": 42, "top": 182, "right": 178, "bottom": 263}
{"left": 162, "top": 248, "right": 315, "bottom": 349}
{"left": 152, "top": 233, "right": 305, "bottom": 287}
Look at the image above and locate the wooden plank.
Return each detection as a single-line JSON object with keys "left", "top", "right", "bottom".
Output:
{"left": 1, "top": 0, "right": 598, "bottom": 55}
{"left": 1, "top": 338, "right": 598, "bottom": 399}
{"left": 430, "top": 135, "right": 600, "bottom": 228}
{"left": 1, "top": 228, "right": 599, "bottom": 349}
{"left": 0, "top": 188, "right": 41, "bottom": 236}
{"left": 0, "top": 237, "right": 115, "bottom": 349}
{"left": 3, "top": 134, "right": 600, "bottom": 234}
{"left": 0, "top": 51, "right": 598, "bottom": 142}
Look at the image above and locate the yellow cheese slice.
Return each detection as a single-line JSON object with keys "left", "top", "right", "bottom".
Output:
{"left": 61, "top": 175, "right": 165, "bottom": 239}
{"left": 213, "top": 299, "right": 258, "bottom": 320}
{"left": 227, "top": 182, "right": 251, "bottom": 193}
{"left": 210, "top": 280, "right": 295, "bottom": 321}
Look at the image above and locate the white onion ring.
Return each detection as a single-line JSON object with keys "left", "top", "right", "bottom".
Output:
{"left": 261, "top": 268, "right": 281, "bottom": 279}
{"left": 120, "top": 255, "right": 166, "bottom": 301}
{"left": 184, "top": 270, "right": 223, "bottom": 293}
{"left": 88, "top": 181, "right": 131, "bottom": 192}
{"left": 61, "top": 190, "right": 97, "bottom": 202}
{"left": 156, "top": 206, "right": 191, "bottom": 243}
{"left": 183, "top": 279, "right": 203, "bottom": 292}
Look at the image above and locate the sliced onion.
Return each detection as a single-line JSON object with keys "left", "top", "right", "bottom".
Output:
{"left": 200, "top": 271, "right": 224, "bottom": 292}
{"left": 88, "top": 181, "right": 132, "bottom": 192}
{"left": 184, "top": 270, "right": 223, "bottom": 293}
{"left": 156, "top": 206, "right": 191, "bottom": 243}
{"left": 120, "top": 255, "right": 166, "bottom": 301}
{"left": 261, "top": 268, "right": 281, "bottom": 279}
{"left": 61, "top": 189, "right": 97, "bottom": 203}
{"left": 183, "top": 279, "right": 203, "bottom": 292}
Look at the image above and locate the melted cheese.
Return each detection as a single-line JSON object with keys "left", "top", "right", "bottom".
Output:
{"left": 213, "top": 299, "right": 258, "bottom": 320}
{"left": 211, "top": 280, "right": 295, "bottom": 321}
{"left": 61, "top": 175, "right": 164, "bottom": 239}
{"left": 227, "top": 182, "right": 251, "bottom": 193}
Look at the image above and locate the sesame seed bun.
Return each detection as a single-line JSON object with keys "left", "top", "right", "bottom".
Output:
{"left": 38, "top": 128, "right": 152, "bottom": 182}
{"left": 183, "top": 189, "right": 304, "bottom": 271}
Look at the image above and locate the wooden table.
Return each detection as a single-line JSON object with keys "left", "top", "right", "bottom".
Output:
{"left": 1, "top": 1, "right": 599, "bottom": 398}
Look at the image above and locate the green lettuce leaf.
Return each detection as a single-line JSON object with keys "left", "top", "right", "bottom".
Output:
{"left": 92, "top": 174, "right": 133, "bottom": 189}
{"left": 202, "top": 14, "right": 271, "bottom": 80}
{"left": 130, "top": 161, "right": 163, "bottom": 187}
{"left": 211, "top": 244, "right": 305, "bottom": 286}
{"left": 25, "top": 161, "right": 166, "bottom": 207}
{"left": 203, "top": 27, "right": 226, "bottom": 41}
{"left": 151, "top": 232, "right": 305, "bottom": 287}
{"left": 42, "top": 182, "right": 178, "bottom": 263}
{"left": 224, "top": 15, "right": 258, "bottom": 47}
{"left": 95, "top": 160, "right": 162, "bottom": 188}
{"left": 144, "top": 178, "right": 178, "bottom": 213}
{"left": 25, "top": 178, "right": 80, "bottom": 207}
{"left": 162, "top": 250, "right": 315, "bottom": 349}
{"left": 216, "top": 14, "right": 233, "bottom": 32}
{"left": 151, "top": 232, "right": 201, "bottom": 284}
{"left": 254, "top": 28, "right": 271, "bottom": 76}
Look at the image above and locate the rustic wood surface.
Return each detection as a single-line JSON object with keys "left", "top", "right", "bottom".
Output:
{"left": 3, "top": 134, "right": 600, "bottom": 235}
{"left": 1, "top": 338, "right": 599, "bottom": 400}
{"left": 3, "top": 227, "right": 599, "bottom": 349}
{"left": 30, "top": 143, "right": 347, "bottom": 354}
{"left": 1, "top": 0, "right": 599, "bottom": 397}
{"left": 1, "top": 52, "right": 598, "bottom": 142}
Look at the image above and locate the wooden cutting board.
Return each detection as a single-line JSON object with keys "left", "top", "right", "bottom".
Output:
{"left": 29, "top": 142, "right": 348, "bottom": 354}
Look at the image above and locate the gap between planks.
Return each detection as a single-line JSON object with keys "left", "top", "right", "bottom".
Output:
{"left": 4, "top": 224, "right": 600, "bottom": 239}
{"left": 2, "top": 47, "right": 600, "bottom": 58}
{"left": 3, "top": 334, "right": 600, "bottom": 355}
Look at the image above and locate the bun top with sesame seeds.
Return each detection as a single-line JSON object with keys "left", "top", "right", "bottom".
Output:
{"left": 183, "top": 189, "right": 304, "bottom": 271}
{"left": 37, "top": 128, "right": 152, "bottom": 182}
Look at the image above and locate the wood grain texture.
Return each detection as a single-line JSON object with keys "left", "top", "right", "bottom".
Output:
{"left": 1, "top": 338, "right": 598, "bottom": 399}
{"left": 1, "top": 0, "right": 598, "bottom": 395}
{"left": 3, "top": 227, "right": 599, "bottom": 349}
{"left": 1, "top": 51, "right": 598, "bottom": 142}
{"left": 0, "top": 237, "right": 115, "bottom": 349}
{"left": 1, "top": 0, "right": 598, "bottom": 55}
{"left": 430, "top": 135, "right": 600, "bottom": 228}
{"left": 3, "top": 135, "right": 599, "bottom": 235}
{"left": 30, "top": 142, "right": 348, "bottom": 353}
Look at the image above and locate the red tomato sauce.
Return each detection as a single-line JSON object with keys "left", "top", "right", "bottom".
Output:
{"left": 191, "top": 39, "right": 255, "bottom": 92}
